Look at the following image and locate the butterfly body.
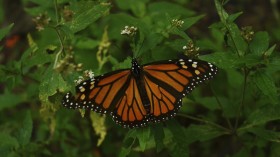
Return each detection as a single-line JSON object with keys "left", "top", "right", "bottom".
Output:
{"left": 62, "top": 57, "right": 218, "bottom": 128}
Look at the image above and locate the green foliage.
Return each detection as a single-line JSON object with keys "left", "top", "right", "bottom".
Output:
{"left": 0, "top": 0, "right": 279, "bottom": 156}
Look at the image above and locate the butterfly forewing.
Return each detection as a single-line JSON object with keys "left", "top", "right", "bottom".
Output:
{"left": 142, "top": 58, "right": 218, "bottom": 123}
{"left": 62, "top": 69, "right": 131, "bottom": 114}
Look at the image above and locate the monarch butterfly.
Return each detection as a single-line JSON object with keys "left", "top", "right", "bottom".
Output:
{"left": 62, "top": 56, "right": 218, "bottom": 128}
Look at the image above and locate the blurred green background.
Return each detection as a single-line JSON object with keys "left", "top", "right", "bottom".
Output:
{"left": 0, "top": 0, "right": 279, "bottom": 157}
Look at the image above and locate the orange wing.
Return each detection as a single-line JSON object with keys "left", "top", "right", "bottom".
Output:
{"left": 143, "top": 58, "right": 218, "bottom": 123}
{"left": 62, "top": 69, "right": 150, "bottom": 128}
{"left": 111, "top": 77, "right": 149, "bottom": 128}
{"left": 62, "top": 69, "right": 131, "bottom": 114}
{"left": 62, "top": 57, "right": 218, "bottom": 128}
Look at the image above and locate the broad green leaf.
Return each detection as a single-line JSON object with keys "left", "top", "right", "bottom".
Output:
{"left": 166, "top": 120, "right": 189, "bottom": 157}
{"left": 199, "top": 52, "right": 240, "bottom": 69}
{"left": 166, "top": 39, "right": 187, "bottom": 52}
{"left": 21, "top": 49, "right": 53, "bottom": 74}
{"left": 0, "top": 23, "right": 14, "bottom": 41}
{"left": 184, "top": 124, "right": 226, "bottom": 144}
{"left": 0, "top": 89, "right": 26, "bottom": 111}
{"left": 148, "top": 2, "right": 194, "bottom": 17}
{"left": 131, "top": 2, "right": 146, "bottom": 17}
{"left": 240, "top": 105, "right": 280, "bottom": 131}
{"left": 119, "top": 129, "right": 137, "bottom": 157}
{"left": 271, "top": 143, "right": 280, "bottom": 157}
{"left": 227, "top": 12, "right": 243, "bottom": 22}
{"left": 170, "top": 28, "right": 190, "bottom": 40}
{"left": 214, "top": 0, "right": 228, "bottom": 23}
{"left": 214, "top": 0, "right": 247, "bottom": 56}
{"left": 104, "top": 13, "right": 139, "bottom": 40}
{"left": 249, "top": 31, "right": 269, "bottom": 55}
{"left": 252, "top": 71, "right": 278, "bottom": 104}
{"left": 232, "top": 147, "right": 250, "bottom": 157}
{"left": 116, "top": 0, "right": 149, "bottom": 14}
{"left": 75, "top": 36, "right": 100, "bottom": 50}
{"left": 247, "top": 127, "right": 280, "bottom": 143}
{"left": 39, "top": 67, "right": 68, "bottom": 96}
{"left": 16, "top": 111, "right": 33, "bottom": 146}
{"left": 153, "top": 124, "right": 165, "bottom": 152}
{"left": 0, "top": 133, "right": 19, "bottom": 154}
{"left": 235, "top": 53, "right": 263, "bottom": 68}
{"left": 136, "top": 127, "right": 151, "bottom": 151}
{"left": 181, "top": 15, "right": 205, "bottom": 30}
{"left": 90, "top": 112, "right": 107, "bottom": 146}
{"left": 39, "top": 66, "right": 68, "bottom": 115}
{"left": 226, "top": 23, "right": 247, "bottom": 56}
{"left": 263, "top": 44, "right": 276, "bottom": 57}
{"left": 66, "top": 2, "right": 110, "bottom": 33}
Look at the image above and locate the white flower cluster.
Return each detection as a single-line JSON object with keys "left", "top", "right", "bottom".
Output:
{"left": 182, "top": 45, "right": 200, "bottom": 51}
{"left": 121, "top": 26, "right": 138, "bottom": 36}
{"left": 74, "top": 76, "right": 84, "bottom": 84}
{"left": 171, "top": 19, "right": 184, "bottom": 27}
{"left": 84, "top": 70, "right": 95, "bottom": 79}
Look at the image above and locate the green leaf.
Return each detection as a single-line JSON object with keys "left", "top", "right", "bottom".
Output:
{"left": 66, "top": 2, "right": 110, "bottom": 33}
{"left": 75, "top": 36, "right": 100, "bottom": 50}
{"left": 166, "top": 120, "right": 189, "bottom": 157}
{"left": 247, "top": 127, "right": 280, "bottom": 143}
{"left": 39, "top": 67, "right": 68, "bottom": 96}
{"left": 249, "top": 31, "right": 269, "bottom": 55}
{"left": 235, "top": 53, "right": 263, "bottom": 68}
{"left": 119, "top": 129, "right": 137, "bottom": 157}
{"left": 39, "top": 66, "right": 68, "bottom": 112}
{"left": 116, "top": 0, "right": 148, "bottom": 18}
{"left": 148, "top": 2, "right": 194, "bottom": 17}
{"left": 263, "top": 44, "right": 276, "bottom": 57}
{"left": 21, "top": 48, "right": 53, "bottom": 74}
{"left": 0, "top": 23, "right": 14, "bottom": 41}
{"left": 0, "top": 89, "right": 26, "bottom": 111}
{"left": 227, "top": 12, "right": 243, "bottom": 22}
{"left": 199, "top": 52, "right": 240, "bottom": 69}
{"left": 226, "top": 23, "right": 247, "bottom": 55}
{"left": 252, "top": 71, "right": 278, "bottom": 104}
{"left": 152, "top": 124, "right": 165, "bottom": 152}
{"left": 180, "top": 15, "right": 205, "bottom": 31}
{"left": 214, "top": 0, "right": 228, "bottom": 23}
{"left": 240, "top": 105, "right": 280, "bottom": 131}
{"left": 214, "top": 0, "right": 247, "bottom": 56}
{"left": 16, "top": 111, "right": 33, "bottom": 146}
{"left": 136, "top": 127, "right": 151, "bottom": 151}
{"left": 232, "top": 147, "right": 251, "bottom": 157}
{"left": 90, "top": 112, "right": 107, "bottom": 146}
{"left": 184, "top": 124, "right": 226, "bottom": 144}
{"left": 0, "top": 133, "right": 19, "bottom": 154}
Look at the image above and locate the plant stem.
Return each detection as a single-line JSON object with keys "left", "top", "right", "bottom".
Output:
{"left": 210, "top": 84, "right": 233, "bottom": 130}
{"left": 234, "top": 68, "right": 249, "bottom": 130}
{"left": 53, "top": 0, "right": 64, "bottom": 69}
{"left": 54, "top": 0, "right": 59, "bottom": 24}
{"left": 53, "top": 27, "right": 64, "bottom": 69}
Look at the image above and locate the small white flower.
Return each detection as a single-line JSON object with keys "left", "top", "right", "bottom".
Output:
{"left": 121, "top": 25, "right": 138, "bottom": 36}
{"left": 171, "top": 19, "right": 184, "bottom": 27}
{"left": 74, "top": 76, "right": 84, "bottom": 84}
{"left": 84, "top": 70, "right": 95, "bottom": 79}
{"left": 183, "top": 46, "right": 187, "bottom": 50}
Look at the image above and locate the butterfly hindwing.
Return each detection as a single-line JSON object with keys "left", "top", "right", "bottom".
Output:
{"left": 111, "top": 77, "right": 150, "bottom": 128}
